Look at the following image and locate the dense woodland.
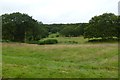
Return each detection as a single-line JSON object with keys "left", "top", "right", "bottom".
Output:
{"left": 1, "top": 12, "right": 120, "bottom": 42}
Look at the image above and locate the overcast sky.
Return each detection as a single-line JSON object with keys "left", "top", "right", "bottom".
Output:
{"left": 0, "top": 0, "right": 119, "bottom": 24}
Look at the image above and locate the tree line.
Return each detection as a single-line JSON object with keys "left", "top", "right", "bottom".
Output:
{"left": 1, "top": 12, "right": 119, "bottom": 42}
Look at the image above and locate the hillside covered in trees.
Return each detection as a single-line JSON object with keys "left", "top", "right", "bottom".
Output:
{"left": 1, "top": 12, "right": 120, "bottom": 42}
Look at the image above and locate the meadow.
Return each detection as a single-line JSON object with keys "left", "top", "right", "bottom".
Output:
{"left": 2, "top": 37, "right": 118, "bottom": 78}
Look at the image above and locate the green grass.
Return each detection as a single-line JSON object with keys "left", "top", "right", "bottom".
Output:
{"left": 2, "top": 37, "right": 118, "bottom": 78}
{"left": 41, "top": 36, "right": 88, "bottom": 44}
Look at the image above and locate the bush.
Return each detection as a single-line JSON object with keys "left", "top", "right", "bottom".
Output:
{"left": 26, "top": 41, "right": 39, "bottom": 44}
{"left": 38, "top": 39, "right": 58, "bottom": 45}
{"left": 64, "top": 41, "right": 78, "bottom": 44}
{"left": 68, "top": 41, "right": 78, "bottom": 44}
{"left": 1, "top": 40, "right": 11, "bottom": 43}
{"left": 88, "top": 38, "right": 118, "bottom": 43}
{"left": 38, "top": 40, "right": 45, "bottom": 45}
{"left": 48, "top": 33, "right": 60, "bottom": 38}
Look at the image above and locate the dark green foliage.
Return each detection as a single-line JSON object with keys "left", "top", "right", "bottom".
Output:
{"left": 38, "top": 40, "right": 45, "bottom": 45}
{"left": 2, "top": 12, "right": 35, "bottom": 42}
{"left": 1, "top": 12, "right": 119, "bottom": 42}
{"left": 44, "top": 23, "right": 86, "bottom": 37}
{"left": 116, "top": 16, "right": 120, "bottom": 39}
{"left": 1, "top": 39, "right": 11, "bottom": 43}
{"left": 26, "top": 39, "right": 58, "bottom": 45}
{"left": 60, "top": 23, "right": 86, "bottom": 37}
{"left": 43, "top": 39, "right": 58, "bottom": 44}
{"left": 60, "top": 25, "right": 75, "bottom": 37}
{"left": 45, "top": 24, "right": 65, "bottom": 34}
{"left": 2, "top": 12, "right": 49, "bottom": 42}
{"left": 84, "top": 13, "right": 118, "bottom": 40}
{"left": 26, "top": 41, "right": 40, "bottom": 44}
{"left": 88, "top": 38, "right": 118, "bottom": 43}
{"left": 38, "top": 39, "right": 58, "bottom": 45}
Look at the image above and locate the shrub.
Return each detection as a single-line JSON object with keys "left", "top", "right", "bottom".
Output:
{"left": 38, "top": 39, "right": 58, "bottom": 45}
{"left": 26, "top": 41, "right": 39, "bottom": 44}
{"left": 64, "top": 41, "right": 78, "bottom": 44}
{"left": 1, "top": 40, "right": 11, "bottom": 43}
{"left": 68, "top": 41, "right": 78, "bottom": 44}
{"left": 38, "top": 40, "right": 45, "bottom": 45}
{"left": 48, "top": 33, "right": 60, "bottom": 38}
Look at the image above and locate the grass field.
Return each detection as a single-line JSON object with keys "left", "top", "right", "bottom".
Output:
{"left": 46, "top": 36, "right": 88, "bottom": 44}
{"left": 2, "top": 37, "right": 118, "bottom": 78}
